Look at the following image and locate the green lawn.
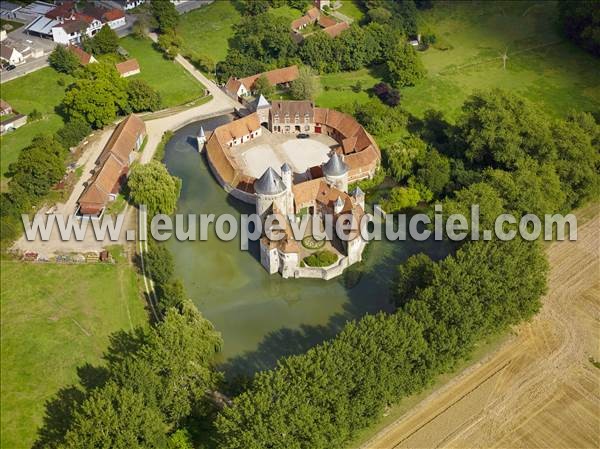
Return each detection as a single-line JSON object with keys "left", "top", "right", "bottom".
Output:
{"left": 0, "top": 68, "right": 71, "bottom": 188}
{"left": 0, "top": 252, "right": 147, "bottom": 449}
{"left": 268, "top": 4, "right": 303, "bottom": 22}
{"left": 118, "top": 36, "right": 205, "bottom": 107}
{"left": 315, "top": 66, "right": 385, "bottom": 109}
{"left": 0, "top": 19, "right": 23, "bottom": 31}
{"left": 178, "top": 1, "right": 304, "bottom": 64}
{"left": 336, "top": 0, "right": 366, "bottom": 22}
{"left": 178, "top": 0, "right": 242, "bottom": 63}
{"left": 403, "top": 0, "right": 600, "bottom": 120}
{"left": 318, "top": 1, "right": 599, "bottom": 123}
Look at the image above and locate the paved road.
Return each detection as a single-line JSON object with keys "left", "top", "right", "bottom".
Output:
{"left": 138, "top": 42, "right": 242, "bottom": 163}
{"left": 0, "top": 55, "right": 49, "bottom": 83}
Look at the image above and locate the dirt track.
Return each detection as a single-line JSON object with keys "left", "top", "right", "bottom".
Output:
{"left": 362, "top": 208, "right": 600, "bottom": 449}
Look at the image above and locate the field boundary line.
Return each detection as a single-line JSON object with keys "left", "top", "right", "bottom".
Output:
{"left": 391, "top": 361, "right": 511, "bottom": 448}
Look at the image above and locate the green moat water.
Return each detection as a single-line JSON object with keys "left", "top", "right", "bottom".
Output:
{"left": 164, "top": 117, "right": 450, "bottom": 376}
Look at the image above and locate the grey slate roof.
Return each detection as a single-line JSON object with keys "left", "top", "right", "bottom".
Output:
{"left": 254, "top": 167, "right": 286, "bottom": 195}
{"left": 323, "top": 153, "right": 348, "bottom": 177}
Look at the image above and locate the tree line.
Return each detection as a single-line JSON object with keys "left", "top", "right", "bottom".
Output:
{"left": 212, "top": 87, "right": 598, "bottom": 447}
{"left": 215, "top": 236, "right": 548, "bottom": 448}
{"left": 34, "top": 161, "right": 222, "bottom": 448}
{"left": 215, "top": 1, "right": 425, "bottom": 88}
{"left": 380, "top": 89, "right": 599, "bottom": 215}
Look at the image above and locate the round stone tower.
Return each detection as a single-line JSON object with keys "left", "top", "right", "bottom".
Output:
{"left": 254, "top": 167, "right": 288, "bottom": 219}
{"left": 323, "top": 152, "right": 349, "bottom": 193}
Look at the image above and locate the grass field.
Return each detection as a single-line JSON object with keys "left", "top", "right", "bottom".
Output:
{"left": 178, "top": 0, "right": 242, "bottom": 63}
{"left": 316, "top": 67, "right": 385, "bottom": 109}
{"left": 0, "top": 68, "right": 71, "bottom": 188}
{"left": 118, "top": 36, "right": 205, "bottom": 107}
{"left": 0, "top": 19, "right": 23, "bottom": 31}
{"left": 337, "top": 0, "right": 366, "bottom": 22}
{"left": 403, "top": 0, "right": 600, "bottom": 119}
{"left": 178, "top": 1, "right": 303, "bottom": 64}
{"left": 0, "top": 252, "right": 147, "bottom": 449}
{"left": 317, "top": 1, "right": 599, "bottom": 124}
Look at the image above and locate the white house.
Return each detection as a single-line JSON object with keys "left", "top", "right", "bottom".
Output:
{"left": 122, "top": 0, "right": 145, "bottom": 10}
{"left": 0, "top": 44, "right": 24, "bottom": 65}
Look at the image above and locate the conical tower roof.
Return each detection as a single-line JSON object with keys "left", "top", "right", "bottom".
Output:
{"left": 256, "top": 94, "right": 270, "bottom": 109}
{"left": 352, "top": 185, "right": 364, "bottom": 197}
{"left": 198, "top": 126, "right": 205, "bottom": 137}
{"left": 323, "top": 152, "right": 348, "bottom": 177}
{"left": 254, "top": 167, "right": 286, "bottom": 195}
{"left": 281, "top": 162, "right": 292, "bottom": 173}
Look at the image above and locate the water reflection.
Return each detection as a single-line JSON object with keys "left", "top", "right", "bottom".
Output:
{"left": 163, "top": 116, "right": 450, "bottom": 377}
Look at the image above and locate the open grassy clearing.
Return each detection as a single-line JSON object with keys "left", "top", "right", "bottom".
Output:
{"left": 178, "top": 0, "right": 242, "bottom": 63}
{"left": 317, "top": 0, "right": 599, "bottom": 134}
{"left": 268, "top": 4, "right": 303, "bottom": 22}
{"left": 336, "top": 0, "right": 366, "bottom": 22}
{"left": 315, "top": 66, "right": 385, "bottom": 109}
{"left": 178, "top": 1, "right": 304, "bottom": 65}
{"left": 118, "top": 36, "right": 205, "bottom": 107}
{"left": 0, "top": 250, "right": 147, "bottom": 449}
{"left": 403, "top": 0, "right": 600, "bottom": 119}
{"left": 0, "top": 68, "right": 71, "bottom": 188}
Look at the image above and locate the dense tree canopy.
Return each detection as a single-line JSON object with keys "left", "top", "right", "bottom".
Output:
{"left": 215, "top": 236, "right": 548, "bottom": 448}
{"left": 386, "top": 42, "right": 426, "bottom": 87}
{"left": 151, "top": 0, "right": 179, "bottom": 33}
{"left": 86, "top": 25, "right": 119, "bottom": 55}
{"left": 127, "top": 79, "right": 162, "bottom": 112}
{"left": 558, "top": 0, "right": 600, "bottom": 56}
{"left": 8, "top": 135, "right": 66, "bottom": 199}
{"left": 61, "top": 382, "right": 167, "bottom": 449}
{"left": 290, "top": 65, "right": 320, "bottom": 100}
{"left": 62, "top": 64, "right": 128, "bottom": 128}
{"left": 56, "top": 118, "right": 92, "bottom": 150}
{"left": 253, "top": 74, "right": 274, "bottom": 97}
{"left": 48, "top": 45, "right": 80, "bottom": 74}
{"left": 455, "top": 89, "right": 555, "bottom": 169}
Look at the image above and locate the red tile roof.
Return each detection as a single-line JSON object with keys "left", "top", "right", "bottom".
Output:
{"left": 238, "top": 65, "right": 300, "bottom": 91}
{"left": 115, "top": 58, "right": 140, "bottom": 76}
{"left": 68, "top": 45, "right": 93, "bottom": 65}
{"left": 322, "top": 21, "right": 349, "bottom": 38}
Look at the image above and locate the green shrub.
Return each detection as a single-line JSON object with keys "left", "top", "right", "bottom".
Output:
{"left": 302, "top": 250, "right": 338, "bottom": 267}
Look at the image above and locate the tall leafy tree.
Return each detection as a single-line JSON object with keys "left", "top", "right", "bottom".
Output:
{"left": 455, "top": 89, "right": 556, "bottom": 169}
{"left": 290, "top": 66, "right": 320, "bottom": 100}
{"left": 62, "top": 63, "right": 128, "bottom": 128}
{"left": 151, "top": 0, "right": 179, "bottom": 33}
{"left": 127, "top": 161, "right": 181, "bottom": 216}
{"left": 551, "top": 112, "right": 600, "bottom": 208}
{"left": 8, "top": 135, "right": 66, "bottom": 198}
{"left": 127, "top": 79, "right": 162, "bottom": 112}
{"left": 386, "top": 42, "right": 426, "bottom": 87}
{"left": 90, "top": 24, "right": 119, "bottom": 55}
{"left": 253, "top": 74, "right": 274, "bottom": 97}
{"left": 558, "top": 0, "right": 600, "bottom": 56}
{"left": 48, "top": 45, "right": 80, "bottom": 74}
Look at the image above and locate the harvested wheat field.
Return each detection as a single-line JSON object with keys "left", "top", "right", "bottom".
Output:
{"left": 362, "top": 206, "right": 600, "bottom": 449}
